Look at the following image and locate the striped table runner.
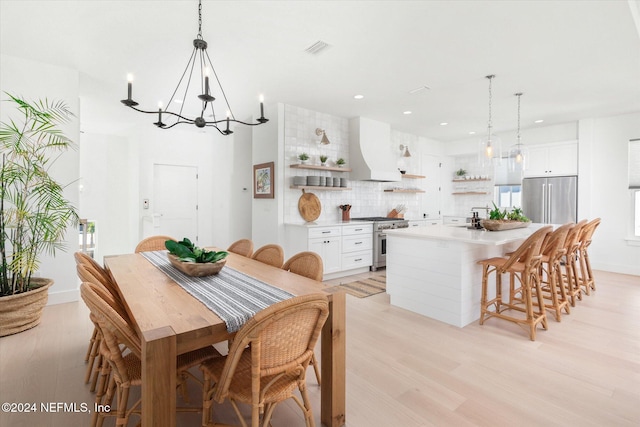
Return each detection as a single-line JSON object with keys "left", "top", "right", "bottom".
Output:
{"left": 141, "top": 251, "right": 293, "bottom": 332}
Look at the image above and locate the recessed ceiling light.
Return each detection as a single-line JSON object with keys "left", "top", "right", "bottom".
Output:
{"left": 354, "top": 94, "right": 364, "bottom": 99}
{"left": 403, "top": 111, "right": 412, "bottom": 115}
{"left": 534, "top": 119, "right": 544, "bottom": 123}
{"left": 174, "top": 99, "right": 183, "bottom": 104}
{"left": 469, "top": 131, "right": 476, "bottom": 135}
{"left": 440, "top": 122, "right": 448, "bottom": 126}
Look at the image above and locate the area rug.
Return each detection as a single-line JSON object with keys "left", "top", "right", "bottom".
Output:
{"left": 323, "top": 275, "right": 386, "bottom": 298}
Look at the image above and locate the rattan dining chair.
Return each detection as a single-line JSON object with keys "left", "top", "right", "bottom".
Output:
{"left": 477, "top": 226, "right": 552, "bottom": 340}
{"left": 282, "top": 251, "right": 324, "bottom": 281}
{"left": 561, "top": 219, "right": 588, "bottom": 306}
{"left": 200, "top": 293, "right": 329, "bottom": 427}
{"left": 75, "top": 253, "right": 126, "bottom": 392}
{"left": 134, "top": 235, "right": 176, "bottom": 253}
{"left": 80, "top": 282, "right": 221, "bottom": 427}
{"left": 577, "top": 218, "right": 601, "bottom": 296}
{"left": 251, "top": 244, "right": 285, "bottom": 268}
{"left": 281, "top": 251, "right": 324, "bottom": 385}
{"left": 227, "top": 239, "right": 255, "bottom": 258}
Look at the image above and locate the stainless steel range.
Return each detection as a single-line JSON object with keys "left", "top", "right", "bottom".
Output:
{"left": 351, "top": 217, "right": 409, "bottom": 271}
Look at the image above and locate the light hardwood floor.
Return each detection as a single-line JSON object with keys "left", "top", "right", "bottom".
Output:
{"left": 0, "top": 269, "right": 638, "bottom": 426}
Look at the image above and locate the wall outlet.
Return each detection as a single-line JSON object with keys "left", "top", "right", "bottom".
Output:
{"left": 143, "top": 199, "right": 149, "bottom": 209}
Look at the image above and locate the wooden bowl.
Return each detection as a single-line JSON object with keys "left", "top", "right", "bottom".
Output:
{"left": 167, "top": 254, "right": 226, "bottom": 277}
{"left": 480, "top": 219, "right": 531, "bottom": 231}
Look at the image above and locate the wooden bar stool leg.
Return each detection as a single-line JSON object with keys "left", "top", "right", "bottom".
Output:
{"left": 479, "top": 264, "right": 490, "bottom": 325}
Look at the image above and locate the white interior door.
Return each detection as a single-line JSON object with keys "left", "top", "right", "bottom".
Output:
{"left": 153, "top": 164, "right": 198, "bottom": 242}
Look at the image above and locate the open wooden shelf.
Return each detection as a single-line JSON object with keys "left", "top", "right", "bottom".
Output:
{"left": 402, "top": 174, "right": 426, "bottom": 179}
{"left": 290, "top": 164, "right": 352, "bottom": 172}
{"left": 452, "top": 191, "right": 491, "bottom": 195}
{"left": 384, "top": 189, "right": 426, "bottom": 193}
{"left": 290, "top": 185, "right": 351, "bottom": 191}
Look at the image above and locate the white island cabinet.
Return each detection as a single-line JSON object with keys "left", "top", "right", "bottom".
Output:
{"left": 385, "top": 225, "right": 538, "bottom": 327}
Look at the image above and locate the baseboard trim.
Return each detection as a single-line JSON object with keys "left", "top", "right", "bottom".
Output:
{"left": 47, "top": 288, "right": 79, "bottom": 305}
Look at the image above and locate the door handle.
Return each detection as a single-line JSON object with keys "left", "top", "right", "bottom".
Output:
{"left": 541, "top": 184, "right": 546, "bottom": 223}
{"left": 548, "top": 184, "right": 553, "bottom": 223}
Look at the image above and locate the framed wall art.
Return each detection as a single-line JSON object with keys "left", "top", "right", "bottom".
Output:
{"left": 253, "top": 162, "right": 275, "bottom": 198}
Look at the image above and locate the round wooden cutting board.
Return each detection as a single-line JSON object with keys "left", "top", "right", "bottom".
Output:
{"left": 298, "top": 189, "right": 321, "bottom": 222}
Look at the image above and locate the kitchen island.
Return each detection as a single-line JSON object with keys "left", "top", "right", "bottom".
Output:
{"left": 385, "top": 224, "right": 537, "bottom": 327}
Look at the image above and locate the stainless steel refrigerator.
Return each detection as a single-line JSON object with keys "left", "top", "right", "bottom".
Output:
{"left": 522, "top": 176, "right": 577, "bottom": 224}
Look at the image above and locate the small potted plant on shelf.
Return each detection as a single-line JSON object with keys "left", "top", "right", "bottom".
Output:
{"left": 336, "top": 158, "right": 346, "bottom": 168}
{"left": 165, "top": 238, "right": 228, "bottom": 277}
{"left": 319, "top": 155, "right": 328, "bottom": 166}
{"left": 298, "top": 153, "right": 310, "bottom": 164}
{"left": 455, "top": 168, "right": 467, "bottom": 179}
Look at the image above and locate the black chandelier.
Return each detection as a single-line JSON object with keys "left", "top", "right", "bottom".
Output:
{"left": 120, "top": 0, "right": 268, "bottom": 134}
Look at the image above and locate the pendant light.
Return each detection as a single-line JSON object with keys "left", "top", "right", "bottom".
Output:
{"left": 478, "top": 75, "right": 501, "bottom": 167}
{"left": 120, "top": 0, "right": 268, "bottom": 134}
{"left": 508, "top": 93, "right": 528, "bottom": 173}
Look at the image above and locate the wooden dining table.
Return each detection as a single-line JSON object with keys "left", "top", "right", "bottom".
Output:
{"left": 105, "top": 251, "right": 346, "bottom": 427}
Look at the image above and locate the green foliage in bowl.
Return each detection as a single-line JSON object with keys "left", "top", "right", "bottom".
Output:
{"left": 489, "top": 203, "right": 529, "bottom": 222}
{"left": 506, "top": 207, "right": 530, "bottom": 222}
{"left": 165, "top": 238, "right": 228, "bottom": 263}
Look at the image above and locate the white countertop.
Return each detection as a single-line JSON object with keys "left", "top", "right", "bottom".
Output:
{"left": 285, "top": 220, "right": 373, "bottom": 228}
{"left": 385, "top": 224, "right": 540, "bottom": 245}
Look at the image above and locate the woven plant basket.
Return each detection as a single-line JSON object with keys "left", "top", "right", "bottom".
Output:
{"left": 0, "top": 278, "right": 53, "bottom": 337}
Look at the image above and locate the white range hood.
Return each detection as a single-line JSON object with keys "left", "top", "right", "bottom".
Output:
{"left": 348, "top": 117, "right": 401, "bottom": 182}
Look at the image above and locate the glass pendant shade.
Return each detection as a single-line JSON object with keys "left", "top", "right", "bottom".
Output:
{"left": 508, "top": 141, "right": 529, "bottom": 173}
{"left": 508, "top": 92, "right": 527, "bottom": 173}
{"left": 478, "top": 74, "right": 501, "bottom": 168}
{"left": 477, "top": 135, "right": 502, "bottom": 168}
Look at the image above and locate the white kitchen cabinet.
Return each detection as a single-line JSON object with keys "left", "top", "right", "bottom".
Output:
{"left": 524, "top": 141, "right": 578, "bottom": 177}
{"left": 341, "top": 224, "right": 373, "bottom": 272}
{"left": 409, "top": 219, "right": 442, "bottom": 227}
{"left": 285, "top": 222, "right": 372, "bottom": 279}
{"left": 309, "top": 235, "right": 341, "bottom": 274}
{"left": 443, "top": 216, "right": 469, "bottom": 226}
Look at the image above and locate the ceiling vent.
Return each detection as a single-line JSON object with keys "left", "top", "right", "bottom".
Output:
{"left": 305, "top": 40, "right": 330, "bottom": 55}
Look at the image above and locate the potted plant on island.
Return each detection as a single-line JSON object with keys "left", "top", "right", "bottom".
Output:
{"left": 298, "top": 153, "right": 310, "bottom": 165}
{"left": 336, "top": 158, "right": 346, "bottom": 168}
{"left": 480, "top": 203, "right": 531, "bottom": 231}
{"left": 0, "top": 94, "right": 79, "bottom": 336}
{"left": 319, "top": 155, "right": 328, "bottom": 166}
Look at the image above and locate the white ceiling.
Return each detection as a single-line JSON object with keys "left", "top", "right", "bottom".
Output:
{"left": 1, "top": 0, "right": 639, "bottom": 141}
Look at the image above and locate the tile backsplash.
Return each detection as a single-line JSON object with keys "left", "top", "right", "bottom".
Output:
{"left": 283, "top": 104, "right": 426, "bottom": 223}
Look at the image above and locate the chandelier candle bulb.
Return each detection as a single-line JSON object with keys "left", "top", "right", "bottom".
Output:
{"left": 260, "top": 94, "right": 265, "bottom": 118}
{"left": 127, "top": 73, "right": 133, "bottom": 99}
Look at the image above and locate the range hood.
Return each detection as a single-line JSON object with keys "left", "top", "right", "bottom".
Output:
{"left": 348, "top": 117, "right": 401, "bottom": 182}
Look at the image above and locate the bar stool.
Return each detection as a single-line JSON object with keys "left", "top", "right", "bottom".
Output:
{"left": 561, "top": 220, "right": 587, "bottom": 307}
{"left": 477, "top": 226, "right": 552, "bottom": 340}
{"left": 577, "top": 218, "right": 601, "bottom": 296}
{"left": 537, "top": 223, "right": 573, "bottom": 322}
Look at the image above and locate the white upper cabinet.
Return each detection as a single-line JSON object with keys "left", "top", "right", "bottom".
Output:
{"left": 524, "top": 141, "right": 578, "bottom": 177}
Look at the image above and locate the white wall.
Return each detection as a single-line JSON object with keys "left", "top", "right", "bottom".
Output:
{"left": 578, "top": 112, "right": 640, "bottom": 275}
{"left": 251, "top": 103, "right": 282, "bottom": 249}
{"left": 0, "top": 54, "right": 80, "bottom": 304}
{"left": 79, "top": 133, "right": 135, "bottom": 262}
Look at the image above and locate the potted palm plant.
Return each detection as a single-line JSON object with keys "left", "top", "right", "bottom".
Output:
{"left": 0, "top": 93, "right": 79, "bottom": 336}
